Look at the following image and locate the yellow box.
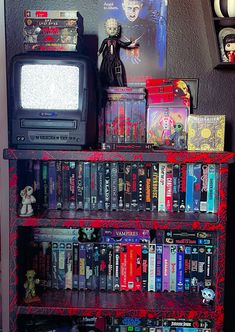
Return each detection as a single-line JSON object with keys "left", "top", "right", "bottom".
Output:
{"left": 187, "top": 115, "right": 225, "bottom": 151}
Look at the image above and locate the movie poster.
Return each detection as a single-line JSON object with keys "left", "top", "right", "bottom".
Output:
{"left": 98, "top": 0, "right": 168, "bottom": 86}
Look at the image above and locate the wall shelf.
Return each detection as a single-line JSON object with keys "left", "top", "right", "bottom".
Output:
{"left": 4, "top": 148, "right": 235, "bottom": 164}
{"left": 201, "top": 0, "right": 235, "bottom": 69}
{"left": 15, "top": 211, "right": 222, "bottom": 230}
{"left": 17, "top": 290, "right": 216, "bottom": 319}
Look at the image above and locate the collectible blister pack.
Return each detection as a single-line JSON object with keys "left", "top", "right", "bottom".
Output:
{"left": 147, "top": 106, "right": 189, "bottom": 148}
{"left": 146, "top": 79, "right": 191, "bottom": 149}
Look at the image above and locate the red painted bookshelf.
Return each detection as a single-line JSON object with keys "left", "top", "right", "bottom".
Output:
{"left": 3, "top": 148, "right": 235, "bottom": 331}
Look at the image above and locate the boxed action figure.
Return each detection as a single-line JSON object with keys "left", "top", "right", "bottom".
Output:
{"left": 146, "top": 79, "right": 191, "bottom": 149}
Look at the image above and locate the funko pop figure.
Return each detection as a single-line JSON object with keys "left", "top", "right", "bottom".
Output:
{"left": 223, "top": 33, "right": 235, "bottom": 62}
{"left": 201, "top": 287, "right": 215, "bottom": 305}
{"left": 218, "top": 27, "right": 235, "bottom": 62}
{"left": 80, "top": 227, "right": 96, "bottom": 241}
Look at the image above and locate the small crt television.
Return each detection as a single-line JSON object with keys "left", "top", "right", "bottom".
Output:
{"left": 9, "top": 52, "right": 98, "bottom": 149}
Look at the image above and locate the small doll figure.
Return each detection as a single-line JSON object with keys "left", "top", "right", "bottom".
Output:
{"left": 20, "top": 185, "right": 36, "bottom": 216}
{"left": 159, "top": 110, "right": 175, "bottom": 142}
{"left": 170, "top": 123, "right": 186, "bottom": 150}
{"left": 24, "top": 270, "right": 40, "bottom": 303}
{"left": 223, "top": 33, "right": 235, "bottom": 62}
{"left": 201, "top": 287, "right": 215, "bottom": 305}
{"left": 97, "top": 17, "right": 138, "bottom": 87}
{"left": 219, "top": 27, "right": 235, "bottom": 62}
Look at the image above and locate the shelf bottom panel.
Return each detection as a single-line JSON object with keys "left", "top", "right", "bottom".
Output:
{"left": 17, "top": 210, "right": 221, "bottom": 230}
{"left": 17, "top": 290, "right": 216, "bottom": 319}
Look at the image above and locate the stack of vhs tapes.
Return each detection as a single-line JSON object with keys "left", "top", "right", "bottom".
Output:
{"left": 23, "top": 9, "right": 83, "bottom": 52}
{"left": 103, "top": 86, "right": 146, "bottom": 145}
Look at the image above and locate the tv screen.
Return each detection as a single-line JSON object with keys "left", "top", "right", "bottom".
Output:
{"left": 21, "top": 64, "right": 80, "bottom": 110}
{"left": 9, "top": 52, "right": 98, "bottom": 149}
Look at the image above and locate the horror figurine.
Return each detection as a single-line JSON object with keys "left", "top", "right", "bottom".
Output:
{"left": 170, "top": 123, "right": 187, "bottom": 150}
{"left": 20, "top": 185, "right": 36, "bottom": 216}
{"left": 201, "top": 287, "right": 215, "bottom": 305}
{"left": 80, "top": 227, "right": 96, "bottom": 241}
{"left": 24, "top": 270, "right": 40, "bottom": 303}
{"left": 98, "top": 17, "right": 138, "bottom": 87}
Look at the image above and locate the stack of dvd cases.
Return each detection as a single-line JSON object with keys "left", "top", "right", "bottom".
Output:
{"left": 103, "top": 86, "right": 146, "bottom": 145}
{"left": 23, "top": 10, "right": 83, "bottom": 52}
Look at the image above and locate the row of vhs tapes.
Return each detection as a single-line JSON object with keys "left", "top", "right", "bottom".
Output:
{"left": 19, "top": 160, "right": 219, "bottom": 214}
{"left": 18, "top": 316, "right": 213, "bottom": 332}
{"left": 107, "top": 317, "right": 213, "bottom": 332}
{"left": 25, "top": 228, "right": 214, "bottom": 293}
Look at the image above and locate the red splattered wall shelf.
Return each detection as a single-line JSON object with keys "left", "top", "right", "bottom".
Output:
{"left": 3, "top": 148, "right": 235, "bottom": 331}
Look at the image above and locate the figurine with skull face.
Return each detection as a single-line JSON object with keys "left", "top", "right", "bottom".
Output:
{"left": 79, "top": 227, "right": 97, "bottom": 241}
{"left": 98, "top": 17, "right": 137, "bottom": 87}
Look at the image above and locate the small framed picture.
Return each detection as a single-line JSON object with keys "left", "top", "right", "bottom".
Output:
{"left": 182, "top": 78, "right": 199, "bottom": 109}
{"left": 172, "top": 78, "right": 199, "bottom": 108}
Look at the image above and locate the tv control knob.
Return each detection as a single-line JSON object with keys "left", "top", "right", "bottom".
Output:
{"left": 17, "top": 136, "right": 24, "bottom": 141}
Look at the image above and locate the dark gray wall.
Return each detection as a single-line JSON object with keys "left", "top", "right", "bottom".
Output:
{"left": 4, "top": 0, "right": 235, "bottom": 330}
